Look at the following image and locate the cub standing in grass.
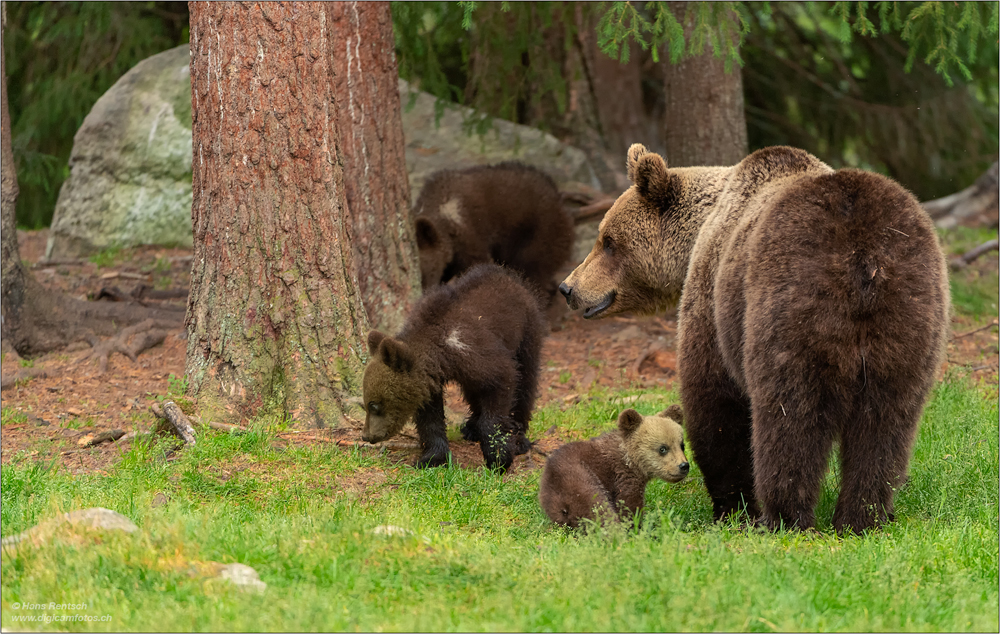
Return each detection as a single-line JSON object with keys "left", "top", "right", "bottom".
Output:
{"left": 539, "top": 406, "right": 689, "bottom": 528}
{"left": 412, "top": 162, "right": 574, "bottom": 303}
{"left": 559, "top": 143, "right": 950, "bottom": 534}
{"left": 362, "top": 264, "right": 545, "bottom": 471}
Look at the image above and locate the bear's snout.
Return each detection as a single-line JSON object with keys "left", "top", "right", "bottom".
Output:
{"left": 558, "top": 281, "right": 573, "bottom": 300}
{"left": 679, "top": 461, "right": 689, "bottom": 475}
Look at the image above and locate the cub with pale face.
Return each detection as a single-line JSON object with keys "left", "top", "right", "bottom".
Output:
{"left": 559, "top": 144, "right": 950, "bottom": 535}
{"left": 539, "top": 406, "right": 689, "bottom": 528}
{"left": 362, "top": 264, "right": 545, "bottom": 471}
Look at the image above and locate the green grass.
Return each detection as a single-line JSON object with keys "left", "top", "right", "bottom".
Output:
{"left": 1, "top": 378, "right": 997, "bottom": 632}
{"left": 939, "top": 226, "right": 999, "bottom": 322}
{"left": 87, "top": 246, "right": 123, "bottom": 269}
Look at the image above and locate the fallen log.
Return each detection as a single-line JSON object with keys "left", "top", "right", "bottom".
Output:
{"left": 150, "top": 401, "right": 197, "bottom": 445}
{"left": 925, "top": 161, "right": 999, "bottom": 229}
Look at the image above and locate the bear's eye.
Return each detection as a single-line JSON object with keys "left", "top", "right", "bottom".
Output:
{"left": 658, "top": 445, "right": 667, "bottom": 456}
{"left": 681, "top": 441, "right": 685, "bottom": 452}
{"left": 367, "top": 401, "right": 380, "bottom": 415}
{"left": 603, "top": 235, "right": 615, "bottom": 254}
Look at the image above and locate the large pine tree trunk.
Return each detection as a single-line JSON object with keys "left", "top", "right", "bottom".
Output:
{"left": 329, "top": 1, "right": 420, "bottom": 335}
{"left": 186, "top": 2, "right": 369, "bottom": 427}
{"left": 662, "top": 2, "right": 748, "bottom": 167}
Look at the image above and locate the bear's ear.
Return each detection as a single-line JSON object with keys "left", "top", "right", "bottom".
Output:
{"left": 626, "top": 143, "right": 650, "bottom": 183}
{"left": 378, "top": 336, "right": 416, "bottom": 373}
{"left": 659, "top": 404, "right": 684, "bottom": 426}
{"left": 367, "top": 330, "right": 386, "bottom": 355}
{"left": 415, "top": 217, "right": 439, "bottom": 250}
{"left": 631, "top": 151, "right": 676, "bottom": 207}
{"left": 617, "top": 409, "right": 643, "bottom": 437}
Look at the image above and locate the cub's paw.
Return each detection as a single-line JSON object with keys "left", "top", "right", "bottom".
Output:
{"left": 415, "top": 451, "right": 450, "bottom": 468}
{"left": 509, "top": 432, "right": 532, "bottom": 456}
{"left": 460, "top": 417, "right": 481, "bottom": 442}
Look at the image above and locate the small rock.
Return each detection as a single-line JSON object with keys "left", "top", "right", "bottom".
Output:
{"left": 67, "top": 407, "right": 83, "bottom": 416}
{"left": 372, "top": 525, "right": 413, "bottom": 537}
{"left": 151, "top": 492, "right": 169, "bottom": 508}
{"left": 217, "top": 563, "right": 267, "bottom": 594}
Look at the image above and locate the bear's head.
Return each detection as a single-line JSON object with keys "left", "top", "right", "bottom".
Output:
{"left": 415, "top": 217, "right": 456, "bottom": 289}
{"left": 362, "top": 330, "right": 433, "bottom": 443}
{"left": 618, "top": 405, "right": 689, "bottom": 483}
{"left": 560, "top": 143, "right": 688, "bottom": 318}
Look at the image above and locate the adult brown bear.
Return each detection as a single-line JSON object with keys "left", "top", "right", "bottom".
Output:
{"left": 559, "top": 144, "right": 950, "bottom": 535}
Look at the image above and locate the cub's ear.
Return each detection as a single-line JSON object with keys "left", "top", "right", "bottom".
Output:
{"left": 378, "top": 337, "right": 416, "bottom": 373}
{"left": 367, "top": 330, "right": 386, "bottom": 355}
{"left": 659, "top": 404, "right": 684, "bottom": 426}
{"left": 617, "top": 409, "right": 644, "bottom": 437}
{"left": 415, "top": 217, "right": 439, "bottom": 249}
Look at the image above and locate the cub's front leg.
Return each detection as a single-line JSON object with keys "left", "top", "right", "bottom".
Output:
{"left": 414, "top": 391, "right": 450, "bottom": 467}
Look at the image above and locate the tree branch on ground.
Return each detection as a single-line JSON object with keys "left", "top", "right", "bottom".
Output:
{"left": 925, "top": 162, "right": 999, "bottom": 229}
{"left": 950, "top": 239, "right": 1000, "bottom": 271}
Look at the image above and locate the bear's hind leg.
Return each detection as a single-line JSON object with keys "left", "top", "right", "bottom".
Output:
{"left": 751, "top": 397, "right": 837, "bottom": 531}
{"left": 832, "top": 390, "right": 920, "bottom": 534}
{"left": 509, "top": 333, "right": 543, "bottom": 456}
{"left": 414, "top": 391, "right": 450, "bottom": 468}
{"left": 683, "top": 380, "right": 760, "bottom": 523}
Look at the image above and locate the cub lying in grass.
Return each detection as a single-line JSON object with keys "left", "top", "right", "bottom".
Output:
{"left": 539, "top": 406, "right": 689, "bottom": 527}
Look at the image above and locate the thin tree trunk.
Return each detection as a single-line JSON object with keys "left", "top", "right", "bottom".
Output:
{"left": 1, "top": 17, "right": 27, "bottom": 352}
{"left": 186, "top": 2, "right": 368, "bottom": 428}
{"left": 329, "top": 1, "right": 420, "bottom": 334}
{"left": 662, "top": 2, "right": 748, "bottom": 167}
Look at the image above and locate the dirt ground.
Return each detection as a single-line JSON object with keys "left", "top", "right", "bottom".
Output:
{"left": 2, "top": 229, "right": 997, "bottom": 477}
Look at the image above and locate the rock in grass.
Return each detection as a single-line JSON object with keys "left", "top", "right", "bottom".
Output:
{"left": 215, "top": 563, "right": 267, "bottom": 594}
{"left": 1, "top": 508, "right": 138, "bottom": 550}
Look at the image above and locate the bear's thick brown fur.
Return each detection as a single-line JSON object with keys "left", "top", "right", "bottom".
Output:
{"left": 362, "top": 263, "right": 545, "bottom": 471}
{"left": 560, "top": 144, "right": 950, "bottom": 534}
{"left": 539, "top": 406, "right": 689, "bottom": 528}
{"left": 413, "top": 162, "right": 573, "bottom": 300}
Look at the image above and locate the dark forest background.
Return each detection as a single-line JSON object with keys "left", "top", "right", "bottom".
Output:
{"left": 5, "top": 1, "right": 997, "bottom": 229}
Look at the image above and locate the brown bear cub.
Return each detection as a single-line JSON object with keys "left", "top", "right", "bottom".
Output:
{"left": 413, "top": 162, "right": 573, "bottom": 301}
{"left": 362, "top": 263, "right": 545, "bottom": 471}
{"left": 560, "top": 143, "right": 950, "bottom": 535}
{"left": 539, "top": 406, "right": 689, "bottom": 528}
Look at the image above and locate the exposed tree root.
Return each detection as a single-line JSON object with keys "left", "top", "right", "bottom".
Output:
{"left": 79, "top": 318, "right": 173, "bottom": 374}
{"left": 0, "top": 365, "right": 49, "bottom": 390}
{"left": 7, "top": 275, "right": 183, "bottom": 359}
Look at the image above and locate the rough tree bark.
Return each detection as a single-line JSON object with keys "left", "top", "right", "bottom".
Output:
{"left": 1, "top": 24, "right": 26, "bottom": 352}
{"left": 2, "top": 13, "right": 180, "bottom": 366}
{"left": 186, "top": 2, "right": 370, "bottom": 428}
{"left": 329, "top": 1, "right": 420, "bottom": 334}
{"left": 662, "top": 2, "right": 748, "bottom": 167}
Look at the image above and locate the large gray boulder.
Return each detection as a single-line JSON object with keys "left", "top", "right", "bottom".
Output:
{"left": 45, "top": 45, "right": 601, "bottom": 260}
{"left": 46, "top": 45, "right": 193, "bottom": 260}
{"left": 397, "top": 79, "right": 601, "bottom": 194}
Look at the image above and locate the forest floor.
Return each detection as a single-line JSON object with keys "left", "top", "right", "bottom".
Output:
{"left": 1, "top": 228, "right": 997, "bottom": 477}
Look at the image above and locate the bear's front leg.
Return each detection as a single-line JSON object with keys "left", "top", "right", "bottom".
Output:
{"left": 474, "top": 413, "right": 515, "bottom": 471}
{"left": 459, "top": 410, "right": 481, "bottom": 442}
{"left": 414, "top": 391, "right": 450, "bottom": 468}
